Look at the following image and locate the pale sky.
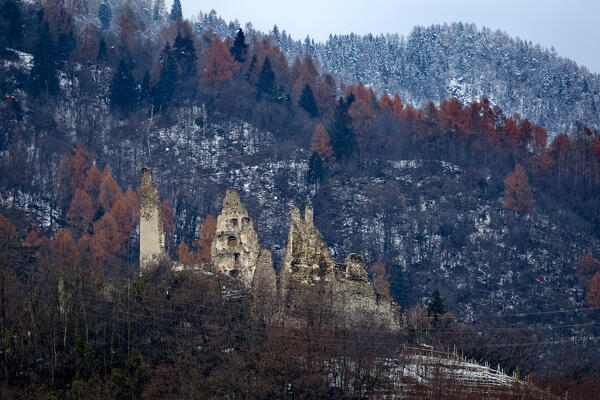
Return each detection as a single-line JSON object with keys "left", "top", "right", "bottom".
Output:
{"left": 180, "top": 0, "right": 600, "bottom": 73}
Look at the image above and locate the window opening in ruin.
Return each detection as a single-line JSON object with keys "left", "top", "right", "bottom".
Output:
{"left": 242, "top": 217, "right": 250, "bottom": 227}
{"left": 231, "top": 218, "right": 238, "bottom": 227}
{"left": 234, "top": 253, "right": 240, "bottom": 263}
{"left": 229, "top": 269, "right": 239, "bottom": 277}
{"left": 228, "top": 236, "right": 237, "bottom": 247}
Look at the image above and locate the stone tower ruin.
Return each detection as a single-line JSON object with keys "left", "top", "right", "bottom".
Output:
{"left": 139, "top": 168, "right": 165, "bottom": 270}
{"left": 211, "top": 188, "right": 274, "bottom": 288}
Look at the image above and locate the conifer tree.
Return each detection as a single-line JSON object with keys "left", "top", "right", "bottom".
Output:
{"left": 153, "top": 0, "right": 167, "bottom": 22}
{"left": 427, "top": 289, "right": 446, "bottom": 319}
{"left": 256, "top": 56, "right": 276, "bottom": 101}
{"left": 170, "top": 0, "right": 182, "bottom": 21}
{"left": 0, "top": 0, "right": 23, "bottom": 48}
{"left": 98, "top": 0, "right": 112, "bottom": 31}
{"left": 29, "top": 22, "right": 59, "bottom": 97}
{"left": 140, "top": 70, "right": 151, "bottom": 106}
{"left": 229, "top": 28, "right": 248, "bottom": 63}
{"left": 97, "top": 37, "right": 107, "bottom": 62}
{"left": 307, "top": 152, "right": 324, "bottom": 185}
{"left": 109, "top": 60, "right": 137, "bottom": 112}
{"left": 329, "top": 97, "right": 356, "bottom": 159}
{"left": 299, "top": 83, "right": 318, "bottom": 117}
{"left": 154, "top": 43, "right": 177, "bottom": 109}
{"left": 172, "top": 31, "right": 197, "bottom": 81}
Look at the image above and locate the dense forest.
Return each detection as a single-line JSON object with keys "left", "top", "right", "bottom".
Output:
{"left": 1, "top": 0, "right": 600, "bottom": 398}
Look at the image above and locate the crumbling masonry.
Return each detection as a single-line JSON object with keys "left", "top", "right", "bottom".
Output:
{"left": 138, "top": 169, "right": 399, "bottom": 328}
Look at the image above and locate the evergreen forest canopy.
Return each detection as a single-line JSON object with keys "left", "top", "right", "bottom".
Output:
{"left": 1, "top": 0, "right": 600, "bottom": 398}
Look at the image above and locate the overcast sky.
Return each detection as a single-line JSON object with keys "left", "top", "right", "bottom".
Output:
{"left": 179, "top": 0, "right": 600, "bottom": 73}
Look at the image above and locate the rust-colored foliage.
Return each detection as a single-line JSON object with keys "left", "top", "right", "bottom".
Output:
{"left": 24, "top": 230, "right": 50, "bottom": 259}
{"left": 50, "top": 229, "right": 81, "bottom": 273}
{"left": 503, "top": 163, "right": 534, "bottom": 213}
{"left": 177, "top": 241, "right": 196, "bottom": 264}
{"left": 203, "top": 37, "right": 239, "bottom": 85}
{"left": 197, "top": 215, "right": 216, "bottom": 263}
{"left": 84, "top": 164, "right": 104, "bottom": 201}
{"left": 586, "top": 272, "right": 600, "bottom": 307}
{"left": 162, "top": 199, "right": 176, "bottom": 253}
{"left": 98, "top": 166, "right": 123, "bottom": 212}
{"left": 310, "top": 123, "right": 334, "bottom": 166}
{"left": 439, "top": 97, "right": 469, "bottom": 134}
{"left": 67, "top": 188, "right": 96, "bottom": 235}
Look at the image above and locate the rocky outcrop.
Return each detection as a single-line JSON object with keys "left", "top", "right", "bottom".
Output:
{"left": 139, "top": 168, "right": 165, "bottom": 270}
{"left": 211, "top": 188, "right": 274, "bottom": 289}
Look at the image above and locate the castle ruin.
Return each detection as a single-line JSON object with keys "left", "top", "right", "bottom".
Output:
{"left": 138, "top": 168, "right": 399, "bottom": 328}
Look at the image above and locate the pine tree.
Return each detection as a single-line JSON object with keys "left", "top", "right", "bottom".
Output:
{"left": 154, "top": 43, "right": 177, "bottom": 110}
{"left": 97, "top": 37, "right": 107, "bottom": 62}
{"left": 307, "top": 152, "right": 324, "bottom": 185}
{"left": 98, "top": 0, "right": 112, "bottom": 31}
{"left": 29, "top": 22, "right": 59, "bottom": 97}
{"left": 140, "top": 70, "right": 151, "bottom": 106}
{"left": 256, "top": 56, "right": 276, "bottom": 101}
{"left": 172, "top": 31, "right": 197, "bottom": 81}
{"left": 329, "top": 97, "right": 356, "bottom": 159}
{"left": 0, "top": 0, "right": 23, "bottom": 48}
{"left": 229, "top": 28, "right": 248, "bottom": 63}
{"left": 153, "top": 0, "right": 166, "bottom": 22}
{"left": 170, "top": 0, "right": 182, "bottom": 21}
{"left": 109, "top": 60, "right": 137, "bottom": 112}
{"left": 298, "top": 83, "right": 318, "bottom": 117}
{"left": 427, "top": 289, "right": 446, "bottom": 318}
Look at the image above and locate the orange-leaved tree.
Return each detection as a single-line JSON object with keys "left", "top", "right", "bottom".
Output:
{"left": 204, "top": 37, "right": 239, "bottom": 86}
{"left": 503, "top": 163, "right": 534, "bottom": 214}
{"left": 310, "top": 123, "right": 334, "bottom": 167}
{"left": 586, "top": 273, "right": 600, "bottom": 307}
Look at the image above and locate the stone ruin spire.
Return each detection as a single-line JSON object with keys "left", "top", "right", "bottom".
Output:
{"left": 211, "top": 188, "right": 274, "bottom": 289}
{"left": 139, "top": 168, "right": 165, "bottom": 271}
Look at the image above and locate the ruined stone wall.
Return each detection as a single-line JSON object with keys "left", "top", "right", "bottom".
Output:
{"left": 279, "top": 205, "right": 335, "bottom": 304}
{"left": 139, "top": 168, "right": 165, "bottom": 270}
{"left": 334, "top": 254, "right": 400, "bottom": 328}
{"left": 279, "top": 204, "right": 400, "bottom": 329}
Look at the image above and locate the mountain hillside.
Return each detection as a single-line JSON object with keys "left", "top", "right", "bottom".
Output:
{"left": 196, "top": 16, "right": 600, "bottom": 135}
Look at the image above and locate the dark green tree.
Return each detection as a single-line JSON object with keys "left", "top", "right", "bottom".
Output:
{"left": 172, "top": 31, "right": 197, "bottom": 81}
{"left": 299, "top": 83, "right": 318, "bottom": 117}
{"left": 0, "top": 0, "right": 23, "bottom": 49}
{"left": 28, "top": 22, "right": 59, "bottom": 97}
{"left": 170, "top": 0, "right": 182, "bottom": 21}
{"left": 307, "top": 152, "right": 325, "bottom": 185}
{"left": 329, "top": 97, "right": 356, "bottom": 159}
{"left": 246, "top": 54, "right": 257, "bottom": 81}
{"left": 229, "top": 28, "right": 248, "bottom": 63}
{"left": 154, "top": 43, "right": 177, "bottom": 110}
{"left": 140, "top": 70, "right": 151, "bottom": 106}
{"left": 109, "top": 60, "right": 137, "bottom": 112}
{"left": 427, "top": 289, "right": 446, "bottom": 319}
{"left": 97, "top": 37, "right": 107, "bottom": 62}
{"left": 256, "top": 56, "right": 275, "bottom": 101}
{"left": 98, "top": 0, "right": 112, "bottom": 31}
